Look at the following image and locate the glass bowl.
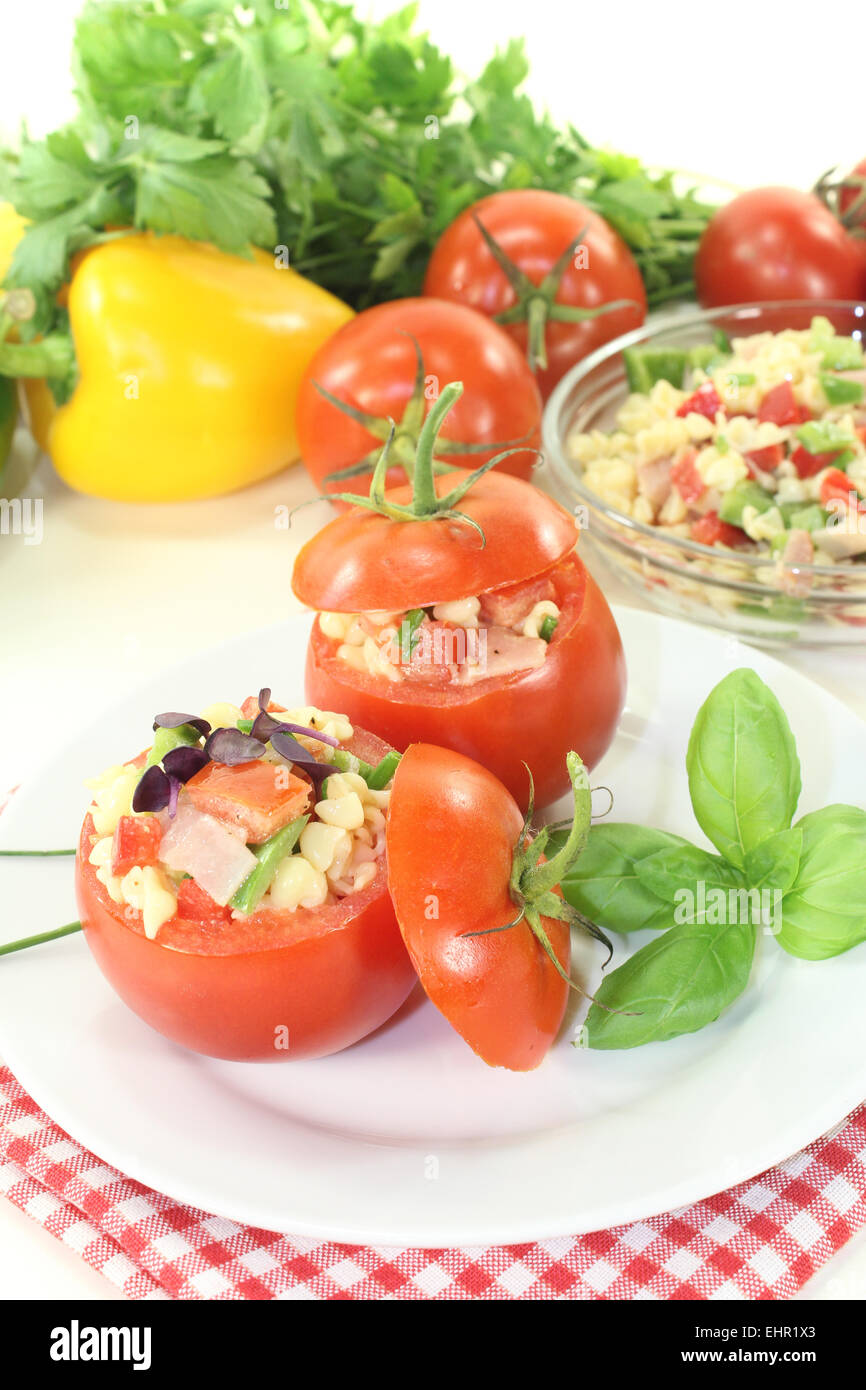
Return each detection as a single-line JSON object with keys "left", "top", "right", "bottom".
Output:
{"left": 543, "top": 300, "right": 866, "bottom": 646}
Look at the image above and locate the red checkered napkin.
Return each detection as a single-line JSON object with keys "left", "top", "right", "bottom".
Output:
{"left": 0, "top": 1066, "right": 863, "bottom": 1300}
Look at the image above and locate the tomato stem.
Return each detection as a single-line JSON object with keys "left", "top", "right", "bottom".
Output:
{"left": 525, "top": 296, "right": 549, "bottom": 373}
{"left": 0, "top": 332, "right": 75, "bottom": 382}
{"left": 0, "top": 921, "right": 82, "bottom": 957}
{"left": 520, "top": 751, "right": 591, "bottom": 898}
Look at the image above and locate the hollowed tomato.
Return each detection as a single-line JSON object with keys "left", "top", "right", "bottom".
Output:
{"left": 304, "top": 550, "right": 626, "bottom": 809}
{"left": 74, "top": 728, "right": 416, "bottom": 1062}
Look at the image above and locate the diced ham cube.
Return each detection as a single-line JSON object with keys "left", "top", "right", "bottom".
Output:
{"left": 159, "top": 802, "right": 257, "bottom": 906}
{"left": 458, "top": 627, "right": 547, "bottom": 684}
{"left": 637, "top": 456, "right": 673, "bottom": 511}
{"left": 184, "top": 760, "right": 311, "bottom": 844}
{"left": 777, "top": 529, "right": 816, "bottom": 596}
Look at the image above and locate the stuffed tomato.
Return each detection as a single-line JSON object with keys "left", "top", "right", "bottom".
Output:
{"left": 293, "top": 383, "right": 626, "bottom": 809}
{"left": 75, "top": 691, "right": 415, "bottom": 1061}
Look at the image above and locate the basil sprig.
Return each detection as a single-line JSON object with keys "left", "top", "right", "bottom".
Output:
{"left": 557, "top": 668, "right": 866, "bottom": 1050}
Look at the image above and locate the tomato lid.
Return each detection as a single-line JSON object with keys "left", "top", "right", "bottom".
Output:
{"left": 292, "top": 469, "right": 578, "bottom": 613}
{"left": 385, "top": 742, "right": 571, "bottom": 1071}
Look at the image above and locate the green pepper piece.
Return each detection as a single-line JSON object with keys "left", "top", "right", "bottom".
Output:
{"left": 786, "top": 504, "right": 829, "bottom": 533}
{"left": 796, "top": 420, "right": 856, "bottom": 455}
{"left": 718, "top": 480, "right": 775, "bottom": 527}
{"left": 230, "top": 815, "right": 309, "bottom": 914}
{"left": 330, "top": 747, "right": 372, "bottom": 780}
{"left": 821, "top": 373, "right": 865, "bottom": 406}
{"left": 623, "top": 346, "right": 689, "bottom": 393}
{"left": 688, "top": 344, "right": 723, "bottom": 373}
{"left": 821, "top": 340, "right": 864, "bottom": 372}
{"left": 366, "top": 750, "right": 401, "bottom": 791}
{"left": 539, "top": 614, "right": 559, "bottom": 642}
{"left": 144, "top": 723, "right": 202, "bottom": 770}
{"left": 713, "top": 329, "right": 733, "bottom": 354}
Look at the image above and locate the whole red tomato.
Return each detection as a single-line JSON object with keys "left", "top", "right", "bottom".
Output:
{"left": 296, "top": 298, "right": 542, "bottom": 501}
{"left": 76, "top": 727, "right": 416, "bottom": 1062}
{"left": 696, "top": 187, "right": 866, "bottom": 306}
{"left": 423, "top": 190, "right": 647, "bottom": 400}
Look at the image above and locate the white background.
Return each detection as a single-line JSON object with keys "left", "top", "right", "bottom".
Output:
{"left": 0, "top": 0, "right": 865, "bottom": 1300}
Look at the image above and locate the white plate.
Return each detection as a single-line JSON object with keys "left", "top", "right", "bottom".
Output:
{"left": 0, "top": 608, "right": 864, "bottom": 1247}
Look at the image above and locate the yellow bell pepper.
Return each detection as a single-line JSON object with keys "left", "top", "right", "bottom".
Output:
{"left": 0, "top": 227, "right": 352, "bottom": 501}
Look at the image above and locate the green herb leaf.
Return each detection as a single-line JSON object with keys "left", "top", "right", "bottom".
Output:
{"left": 557, "top": 822, "right": 691, "bottom": 933}
{"left": 585, "top": 916, "right": 757, "bottom": 1049}
{"left": 686, "top": 669, "right": 801, "bottom": 871}
{"left": 777, "top": 805, "right": 866, "bottom": 960}
{"left": 743, "top": 826, "right": 802, "bottom": 895}
{"left": 637, "top": 843, "right": 745, "bottom": 911}
{"left": 133, "top": 151, "right": 276, "bottom": 254}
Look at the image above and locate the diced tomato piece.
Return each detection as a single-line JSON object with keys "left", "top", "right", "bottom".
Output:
{"left": 791, "top": 445, "right": 843, "bottom": 479}
{"left": 690, "top": 512, "right": 748, "bottom": 548}
{"left": 857, "top": 426, "right": 866, "bottom": 448}
{"left": 757, "top": 381, "right": 799, "bottom": 426}
{"left": 676, "top": 383, "right": 722, "bottom": 422}
{"left": 185, "top": 759, "right": 311, "bottom": 844}
{"left": 176, "top": 876, "right": 233, "bottom": 927}
{"left": 479, "top": 573, "right": 557, "bottom": 628}
{"left": 745, "top": 443, "right": 785, "bottom": 476}
{"left": 111, "top": 815, "right": 162, "bottom": 877}
{"left": 670, "top": 448, "right": 704, "bottom": 502}
{"left": 240, "top": 695, "right": 287, "bottom": 719}
{"left": 820, "top": 468, "right": 866, "bottom": 510}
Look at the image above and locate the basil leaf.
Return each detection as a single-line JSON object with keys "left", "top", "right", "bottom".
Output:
{"left": 585, "top": 917, "right": 757, "bottom": 1050}
{"left": 778, "top": 805, "right": 866, "bottom": 960}
{"left": 638, "top": 843, "right": 744, "bottom": 910}
{"left": 686, "top": 669, "right": 801, "bottom": 870}
{"left": 744, "top": 826, "right": 802, "bottom": 895}
{"left": 558, "top": 823, "right": 690, "bottom": 933}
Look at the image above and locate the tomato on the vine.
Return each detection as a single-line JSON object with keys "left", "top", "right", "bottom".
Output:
{"left": 423, "top": 190, "right": 647, "bottom": 400}
{"left": 696, "top": 187, "right": 866, "bottom": 306}
{"left": 296, "top": 297, "right": 542, "bottom": 502}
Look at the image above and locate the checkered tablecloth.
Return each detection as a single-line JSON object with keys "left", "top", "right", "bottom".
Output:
{"left": 0, "top": 1064, "right": 863, "bottom": 1299}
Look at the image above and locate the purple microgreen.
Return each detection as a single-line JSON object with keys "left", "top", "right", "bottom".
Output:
{"left": 257, "top": 688, "right": 271, "bottom": 713}
{"left": 132, "top": 765, "right": 171, "bottom": 814}
{"left": 152, "top": 712, "right": 211, "bottom": 738}
{"left": 167, "top": 775, "right": 181, "bottom": 819}
{"left": 279, "top": 720, "right": 340, "bottom": 748}
{"left": 251, "top": 708, "right": 341, "bottom": 749}
{"left": 270, "top": 731, "right": 338, "bottom": 785}
{"left": 250, "top": 709, "right": 284, "bottom": 744}
{"left": 205, "top": 727, "right": 266, "bottom": 765}
{"left": 162, "top": 745, "right": 209, "bottom": 783}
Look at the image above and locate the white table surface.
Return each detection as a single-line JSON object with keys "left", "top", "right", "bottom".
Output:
{"left": 3, "top": 0, "right": 866, "bottom": 1307}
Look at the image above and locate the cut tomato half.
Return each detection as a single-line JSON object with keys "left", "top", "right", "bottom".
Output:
{"left": 386, "top": 743, "right": 571, "bottom": 1071}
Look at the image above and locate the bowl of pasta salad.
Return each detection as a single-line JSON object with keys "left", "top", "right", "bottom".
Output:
{"left": 543, "top": 301, "right": 866, "bottom": 644}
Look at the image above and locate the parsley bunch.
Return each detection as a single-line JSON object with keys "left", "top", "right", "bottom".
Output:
{"left": 2, "top": 0, "right": 717, "bottom": 341}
